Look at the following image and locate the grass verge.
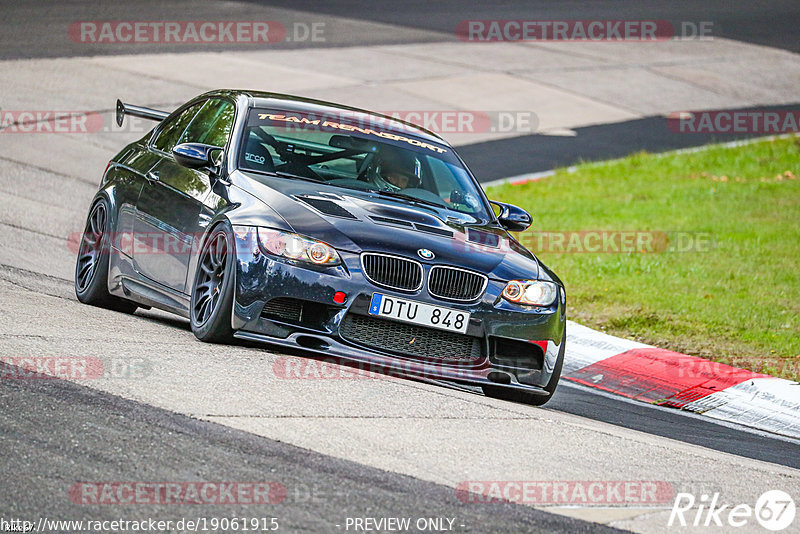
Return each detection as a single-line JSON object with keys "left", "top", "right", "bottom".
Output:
{"left": 487, "top": 136, "right": 800, "bottom": 381}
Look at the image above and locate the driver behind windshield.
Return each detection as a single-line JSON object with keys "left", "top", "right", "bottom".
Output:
{"left": 240, "top": 110, "right": 491, "bottom": 218}
{"left": 372, "top": 148, "right": 421, "bottom": 192}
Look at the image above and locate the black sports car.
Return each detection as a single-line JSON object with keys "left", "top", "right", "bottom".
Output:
{"left": 75, "top": 90, "right": 566, "bottom": 405}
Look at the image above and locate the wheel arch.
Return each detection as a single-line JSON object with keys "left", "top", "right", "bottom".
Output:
{"left": 190, "top": 216, "right": 239, "bottom": 331}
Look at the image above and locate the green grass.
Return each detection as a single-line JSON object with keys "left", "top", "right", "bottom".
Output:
{"left": 487, "top": 136, "right": 800, "bottom": 380}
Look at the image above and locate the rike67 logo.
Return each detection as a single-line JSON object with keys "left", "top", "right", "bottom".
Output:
{"left": 669, "top": 490, "right": 795, "bottom": 531}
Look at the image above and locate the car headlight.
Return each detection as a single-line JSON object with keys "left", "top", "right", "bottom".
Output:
{"left": 502, "top": 280, "right": 558, "bottom": 306}
{"left": 257, "top": 228, "right": 341, "bottom": 266}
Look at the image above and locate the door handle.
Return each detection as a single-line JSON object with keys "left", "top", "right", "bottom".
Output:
{"left": 146, "top": 170, "right": 160, "bottom": 183}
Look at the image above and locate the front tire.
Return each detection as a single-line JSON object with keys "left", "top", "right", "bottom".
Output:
{"left": 190, "top": 223, "right": 235, "bottom": 343}
{"left": 74, "top": 199, "right": 137, "bottom": 314}
{"left": 482, "top": 330, "right": 565, "bottom": 406}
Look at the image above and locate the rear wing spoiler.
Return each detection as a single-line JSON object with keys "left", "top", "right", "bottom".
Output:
{"left": 115, "top": 99, "right": 169, "bottom": 127}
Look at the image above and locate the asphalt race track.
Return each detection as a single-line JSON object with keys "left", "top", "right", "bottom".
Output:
{"left": 458, "top": 104, "right": 800, "bottom": 181}
{"left": 4, "top": 1, "right": 799, "bottom": 180}
{"left": 1, "top": 364, "right": 621, "bottom": 533}
{"left": 1, "top": 2, "right": 799, "bottom": 533}
{"left": 4, "top": 0, "right": 799, "bottom": 57}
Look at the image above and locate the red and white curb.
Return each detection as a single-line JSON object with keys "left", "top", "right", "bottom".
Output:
{"left": 563, "top": 321, "right": 800, "bottom": 439}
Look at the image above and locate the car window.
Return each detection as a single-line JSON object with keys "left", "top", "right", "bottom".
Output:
{"left": 429, "top": 158, "right": 458, "bottom": 201}
{"left": 152, "top": 101, "right": 205, "bottom": 153}
{"left": 179, "top": 99, "right": 236, "bottom": 148}
{"left": 426, "top": 157, "right": 483, "bottom": 213}
{"left": 239, "top": 108, "right": 491, "bottom": 218}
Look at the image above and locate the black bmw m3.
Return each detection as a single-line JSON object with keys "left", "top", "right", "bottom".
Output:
{"left": 75, "top": 90, "right": 566, "bottom": 405}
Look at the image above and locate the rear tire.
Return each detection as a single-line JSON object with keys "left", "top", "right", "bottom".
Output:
{"left": 74, "top": 199, "right": 138, "bottom": 314}
{"left": 482, "top": 330, "right": 565, "bottom": 406}
{"left": 190, "top": 223, "right": 235, "bottom": 343}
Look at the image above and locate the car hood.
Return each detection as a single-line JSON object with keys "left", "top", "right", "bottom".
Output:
{"left": 232, "top": 171, "right": 542, "bottom": 281}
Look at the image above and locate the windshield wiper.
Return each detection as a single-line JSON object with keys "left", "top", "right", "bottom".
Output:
{"left": 368, "top": 189, "right": 446, "bottom": 210}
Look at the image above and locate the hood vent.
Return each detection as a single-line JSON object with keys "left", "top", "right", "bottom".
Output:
{"left": 369, "top": 215, "right": 414, "bottom": 227}
{"left": 296, "top": 196, "right": 357, "bottom": 220}
{"left": 315, "top": 192, "right": 344, "bottom": 200}
{"left": 467, "top": 228, "right": 500, "bottom": 248}
{"left": 414, "top": 224, "right": 453, "bottom": 238}
{"left": 367, "top": 205, "right": 437, "bottom": 225}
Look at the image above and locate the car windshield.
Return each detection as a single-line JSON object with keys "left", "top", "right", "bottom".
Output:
{"left": 238, "top": 108, "right": 490, "bottom": 217}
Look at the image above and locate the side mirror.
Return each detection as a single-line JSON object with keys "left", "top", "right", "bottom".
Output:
{"left": 491, "top": 201, "right": 532, "bottom": 232}
{"left": 172, "top": 143, "right": 223, "bottom": 170}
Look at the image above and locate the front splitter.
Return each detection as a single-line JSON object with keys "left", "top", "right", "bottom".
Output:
{"left": 233, "top": 330, "right": 550, "bottom": 397}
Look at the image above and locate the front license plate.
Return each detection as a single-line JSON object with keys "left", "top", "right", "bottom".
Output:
{"left": 368, "top": 293, "right": 470, "bottom": 334}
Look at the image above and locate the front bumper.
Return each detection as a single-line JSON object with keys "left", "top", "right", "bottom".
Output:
{"left": 231, "top": 229, "right": 566, "bottom": 394}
